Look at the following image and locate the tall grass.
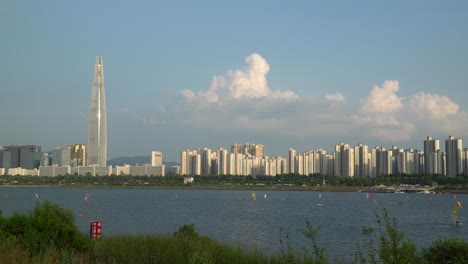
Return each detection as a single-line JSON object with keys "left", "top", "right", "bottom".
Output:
{"left": 91, "top": 233, "right": 277, "bottom": 264}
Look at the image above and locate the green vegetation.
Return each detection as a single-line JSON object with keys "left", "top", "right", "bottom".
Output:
{"left": 0, "top": 201, "right": 91, "bottom": 263}
{"left": 355, "top": 209, "right": 420, "bottom": 264}
{"left": 0, "top": 201, "right": 467, "bottom": 263}
{"left": 1, "top": 173, "right": 467, "bottom": 192}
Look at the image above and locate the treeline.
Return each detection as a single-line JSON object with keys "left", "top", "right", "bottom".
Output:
{"left": 1, "top": 173, "right": 468, "bottom": 191}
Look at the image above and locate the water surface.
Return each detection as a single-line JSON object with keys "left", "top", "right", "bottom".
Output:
{"left": 0, "top": 187, "right": 465, "bottom": 260}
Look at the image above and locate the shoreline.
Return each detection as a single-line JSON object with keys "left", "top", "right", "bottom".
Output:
{"left": 0, "top": 183, "right": 363, "bottom": 192}
{"left": 1, "top": 183, "right": 465, "bottom": 194}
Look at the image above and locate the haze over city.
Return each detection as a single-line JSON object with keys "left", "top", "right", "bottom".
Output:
{"left": 1, "top": 1, "right": 468, "bottom": 162}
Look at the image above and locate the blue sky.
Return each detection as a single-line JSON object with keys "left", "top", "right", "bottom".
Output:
{"left": 1, "top": 0, "right": 468, "bottom": 162}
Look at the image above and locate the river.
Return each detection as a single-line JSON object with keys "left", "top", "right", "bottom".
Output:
{"left": 0, "top": 187, "right": 466, "bottom": 260}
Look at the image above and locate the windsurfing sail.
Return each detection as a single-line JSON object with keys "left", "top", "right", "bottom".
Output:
{"left": 252, "top": 191, "right": 257, "bottom": 201}
{"left": 316, "top": 193, "right": 324, "bottom": 206}
{"left": 451, "top": 200, "right": 462, "bottom": 223}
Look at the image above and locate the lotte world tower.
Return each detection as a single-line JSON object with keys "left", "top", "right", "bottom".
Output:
{"left": 87, "top": 56, "right": 107, "bottom": 166}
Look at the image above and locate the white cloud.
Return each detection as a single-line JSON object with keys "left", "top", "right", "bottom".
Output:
{"left": 324, "top": 93, "right": 345, "bottom": 104}
{"left": 354, "top": 81, "right": 468, "bottom": 143}
{"left": 360, "top": 80, "right": 403, "bottom": 114}
{"left": 409, "top": 92, "right": 459, "bottom": 119}
{"left": 132, "top": 54, "right": 468, "bottom": 154}
{"left": 180, "top": 53, "right": 299, "bottom": 103}
{"left": 353, "top": 80, "right": 412, "bottom": 141}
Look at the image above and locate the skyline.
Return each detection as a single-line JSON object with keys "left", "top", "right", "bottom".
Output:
{"left": 1, "top": 1, "right": 468, "bottom": 162}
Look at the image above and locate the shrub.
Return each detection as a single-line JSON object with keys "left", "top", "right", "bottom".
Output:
{"left": 356, "top": 208, "right": 421, "bottom": 264}
{"left": 174, "top": 224, "right": 199, "bottom": 238}
{"left": 301, "top": 220, "right": 327, "bottom": 263}
{"left": 422, "top": 237, "right": 468, "bottom": 264}
{"left": 0, "top": 201, "right": 91, "bottom": 255}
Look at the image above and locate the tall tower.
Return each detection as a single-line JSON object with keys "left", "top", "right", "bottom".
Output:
{"left": 87, "top": 56, "right": 107, "bottom": 166}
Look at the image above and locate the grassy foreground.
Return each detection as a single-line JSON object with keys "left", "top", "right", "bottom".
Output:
{"left": 1, "top": 201, "right": 467, "bottom": 264}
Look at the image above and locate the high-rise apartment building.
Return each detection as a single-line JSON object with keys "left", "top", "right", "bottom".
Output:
{"left": 231, "top": 144, "right": 242, "bottom": 154}
{"left": 87, "top": 56, "right": 107, "bottom": 166}
{"left": 232, "top": 143, "right": 264, "bottom": 157}
{"left": 334, "top": 143, "right": 354, "bottom": 177}
{"left": 202, "top": 148, "right": 212, "bottom": 175}
{"left": 424, "top": 136, "right": 439, "bottom": 174}
{"left": 151, "top": 151, "right": 163, "bottom": 167}
{"left": 288, "top": 148, "right": 296, "bottom": 174}
{"left": 446, "top": 136, "right": 463, "bottom": 177}
{"left": 218, "top": 148, "right": 228, "bottom": 175}
{"left": 354, "top": 144, "right": 369, "bottom": 177}
{"left": 432, "top": 150, "right": 446, "bottom": 175}
{"left": 371, "top": 146, "right": 385, "bottom": 177}
{"left": 463, "top": 148, "right": 468, "bottom": 176}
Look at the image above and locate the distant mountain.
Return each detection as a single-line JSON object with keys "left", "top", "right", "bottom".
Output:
{"left": 107, "top": 156, "right": 179, "bottom": 167}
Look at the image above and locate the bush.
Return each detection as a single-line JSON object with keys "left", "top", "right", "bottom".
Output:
{"left": 174, "top": 224, "right": 199, "bottom": 238}
{"left": 422, "top": 237, "right": 468, "bottom": 264}
{"left": 0, "top": 201, "right": 91, "bottom": 255}
{"left": 355, "top": 208, "right": 421, "bottom": 264}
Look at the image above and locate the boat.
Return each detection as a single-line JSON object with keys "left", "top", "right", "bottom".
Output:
{"left": 316, "top": 193, "right": 324, "bottom": 206}
{"left": 451, "top": 200, "right": 462, "bottom": 224}
{"left": 251, "top": 191, "right": 257, "bottom": 201}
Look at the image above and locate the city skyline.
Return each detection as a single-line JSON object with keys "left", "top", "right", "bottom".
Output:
{"left": 0, "top": 133, "right": 466, "bottom": 178}
{"left": 1, "top": 1, "right": 468, "bottom": 162}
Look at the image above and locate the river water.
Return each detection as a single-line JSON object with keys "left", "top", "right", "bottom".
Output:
{"left": 0, "top": 187, "right": 466, "bottom": 260}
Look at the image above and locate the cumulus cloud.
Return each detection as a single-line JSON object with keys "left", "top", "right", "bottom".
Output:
{"left": 180, "top": 53, "right": 299, "bottom": 104}
{"left": 409, "top": 92, "right": 459, "bottom": 119}
{"left": 360, "top": 80, "right": 403, "bottom": 114}
{"left": 131, "top": 54, "right": 468, "bottom": 154}
{"left": 354, "top": 80, "right": 468, "bottom": 143}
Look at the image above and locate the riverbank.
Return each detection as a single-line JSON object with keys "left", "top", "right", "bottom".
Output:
{"left": 2, "top": 182, "right": 466, "bottom": 194}
{"left": 0, "top": 183, "right": 366, "bottom": 192}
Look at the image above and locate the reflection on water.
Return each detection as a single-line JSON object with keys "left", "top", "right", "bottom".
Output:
{"left": 0, "top": 187, "right": 466, "bottom": 259}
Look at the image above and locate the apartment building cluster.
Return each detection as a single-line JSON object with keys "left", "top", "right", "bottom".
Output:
{"left": 2, "top": 135, "right": 466, "bottom": 178}
{"left": 0, "top": 146, "right": 165, "bottom": 177}
{"left": 180, "top": 136, "right": 468, "bottom": 177}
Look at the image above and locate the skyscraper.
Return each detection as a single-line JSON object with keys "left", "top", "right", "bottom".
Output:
{"left": 424, "top": 136, "right": 439, "bottom": 174}
{"left": 446, "top": 135, "right": 463, "bottom": 177}
{"left": 87, "top": 56, "right": 107, "bottom": 166}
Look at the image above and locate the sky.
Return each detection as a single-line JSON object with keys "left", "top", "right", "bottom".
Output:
{"left": 1, "top": 0, "right": 468, "bottom": 162}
